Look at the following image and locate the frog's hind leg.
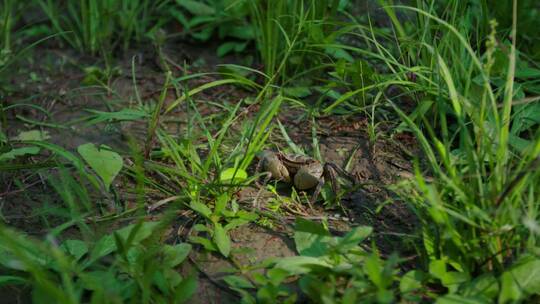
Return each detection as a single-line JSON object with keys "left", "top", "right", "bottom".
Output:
{"left": 326, "top": 162, "right": 356, "bottom": 186}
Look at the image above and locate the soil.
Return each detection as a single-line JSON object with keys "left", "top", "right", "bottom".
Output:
{"left": 1, "top": 25, "right": 419, "bottom": 303}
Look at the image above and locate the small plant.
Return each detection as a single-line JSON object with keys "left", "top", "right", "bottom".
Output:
{"left": 0, "top": 221, "right": 196, "bottom": 303}
{"left": 171, "top": 0, "right": 255, "bottom": 57}
{"left": 225, "top": 218, "right": 404, "bottom": 303}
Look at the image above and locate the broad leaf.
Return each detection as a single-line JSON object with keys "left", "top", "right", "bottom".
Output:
{"left": 189, "top": 200, "right": 212, "bottom": 218}
{"left": 336, "top": 226, "right": 372, "bottom": 251}
{"left": 499, "top": 255, "right": 540, "bottom": 303}
{"left": 13, "top": 130, "right": 50, "bottom": 141}
{"left": 163, "top": 244, "right": 191, "bottom": 267}
{"left": 213, "top": 223, "right": 231, "bottom": 257}
{"left": 460, "top": 273, "right": 499, "bottom": 300}
{"left": 219, "top": 168, "right": 247, "bottom": 183}
{"left": 435, "top": 294, "right": 491, "bottom": 304}
{"left": 0, "top": 146, "right": 40, "bottom": 162}
{"left": 88, "top": 222, "right": 159, "bottom": 263}
{"left": 176, "top": 0, "right": 215, "bottom": 15}
{"left": 77, "top": 143, "right": 123, "bottom": 191}
{"left": 175, "top": 274, "right": 197, "bottom": 303}
{"left": 400, "top": 270, "right": 426, "bottom": 293}
{"left": 60, "top": 239, "right": 88, "bottom": 261}
{"left": 294, "top": 218, "right": 332, "bottom": 257}
{"left": 223, "top": 275, "right": 255, "bottom": 289}
{"left": 274, "top": 256, "right": 332, "bottom": 275}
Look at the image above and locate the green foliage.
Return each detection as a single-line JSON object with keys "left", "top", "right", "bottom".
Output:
{"left": 374, "top": 1, "right": 540, "bottom": 302}
{"left": 0, "top": 0, "right": 17, "bottom": 64}
{"left": 171, "top": 0, "right": 254, "bottom": 57}
{"left": 248, "top": 0, "right": 349, "bottom": 83}
{"left": 139, "top": 80, "right": 281, "bottom": 258}
{"left": 77, "top": 143, "right": 123, "bottom": 191}
{"left": 36, "top": 0, "right": 170, "bottom": 55}
{"left": 0, "top": 222, "right": 196, "bottom": 303}
{"left": 225, "top": 219, "right": 404, "bottom": 303}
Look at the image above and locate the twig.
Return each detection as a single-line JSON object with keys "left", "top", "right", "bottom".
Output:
{"left": 187, "top": 255, "right": 241, "bottom": 299}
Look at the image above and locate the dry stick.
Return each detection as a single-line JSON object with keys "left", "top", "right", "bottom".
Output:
{"left": 187, "top": 256, "right": 241, "bottom": 299}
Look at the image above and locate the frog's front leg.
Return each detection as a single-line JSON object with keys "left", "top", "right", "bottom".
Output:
{"left": 254, "top": 157, "right": 271, "bottom": 187}
{"left": 256, "top": 150, "right": 291, "bottom": 187}
{"left": 310, "top": 177, "right": 325, "bottom": 204}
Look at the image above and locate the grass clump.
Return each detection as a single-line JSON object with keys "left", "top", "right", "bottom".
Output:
{"left": 36, "top": 0, "right": 170, "bottom": 55}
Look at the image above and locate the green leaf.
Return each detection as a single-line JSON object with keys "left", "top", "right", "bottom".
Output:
{"left": 460, "top": 273, "right": 499, "bottom": 300}
{"left": 175, "top": 274, "right": 197, "bottom": 303}
{"left": 79, "top": 270, "right": 121, "bottom": 292}
{"left": 223, "top": 275, "right": 255, "bottom": 289}
{"left": 283, "top": 86, "right": 312, "bottom": 98}
{"left": 164, "top": 268, "right": 183, "bottom": 287}
{"left": 163, "top": 243, "right": 192, "bottom": 267}
{"left": 217, "top": 41, "right": 247, "bottom": 57}
{"left": 88, "top": 235, "right": 116, "bottom": 263}
{"left": 217, "top": 42, "right": 237, "bottom": 57}
{"left": 364, "top": 253, "right": 385, "bottom": 288}
{"left": 153, "top": 271, "right": 169, "bottom": 294}
{"left": 213, "top": 223, "right": 231, "bottom": 257}
{"left": 499, "top": 255, "right": 540, "bottom": 303}
{"left": 176, "top": 0, "right": 215, "bottom": 15}
{"left": 0, "top": 146, "right": 40, "bottom": 162}
{"left": 214, "top": 193, "right": 228, "bottom": 215}
{"left": 400, "top": 270, "right": 426, "bottom": 293}
{"left": 77, "top": 143, "right": 123, "bottom": 191}
{"left": 429, "top": 259, "right": 447, "bottom": 280}
{"left": 325, "top": 47, "right": 353, "bottom": 62}
{"left": 0, "top": 276, "right": 26, "bottom": 286}
{"left": 274, "top": 256, "right": 332, "bottom": 275}
{"left": 12, "top": 130, "right": 50, "bottom": 141}
{"left": 267, "top": 268, "right": 289, "bottom": 286}
{"left": 60, "top": 240, "right": 88, "bottom": 261}
{"left": 429, "top": 259, "right": 469, "bottom": 292}
{"left": 336, "top": 226, "right": 372, "bottom": 251}
{"left": 88, "top": 222, "right": 159, "bottom": 262}
{"left": 293, "top": 218, "right": 332, "bottom": 256}
{"left": 189, "top": 200, "right": 213, "bottom": 218}
{"left": 219, "top": 168, "right": 248, "bottom": 183}
{"left": 189, "top": 236, "right": 217, "bottom": 251}
{"left": 227, "top": 26, "right": 255, "bottom": 40}
{"left": 442, "top": 271, "right": 470, "bottom": 292}
{"left": 84, "top": 108, "right": 148, "bottom": 125}
{"left": 436, "top": 294, "right": 491, "bottom": 304}
{"left": 116, "top": 221, "right": 160, "bottom": 243}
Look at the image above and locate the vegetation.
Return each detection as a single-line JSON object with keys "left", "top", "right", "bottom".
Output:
{"left": 1, "top": 0, "right": 539, "bottom": 303}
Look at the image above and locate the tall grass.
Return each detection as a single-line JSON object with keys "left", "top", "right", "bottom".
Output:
{"left": 36, "top": 0, "right": 170, "bottom": 55}
{"left": 0, "top": 0, "right": 16, "bottom": 60}
{"left": 248, "top": 0, "right": 343, "bottom": 83}
{"left": 310, "top": 0, "right": 540, "bottom": 299}
{"left": 382, "top": 0, "right": 540, "bottom": 279}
